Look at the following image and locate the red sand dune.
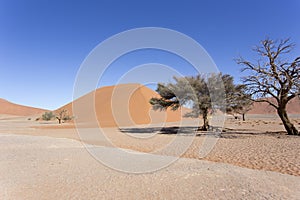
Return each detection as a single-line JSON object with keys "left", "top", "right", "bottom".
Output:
{"left": 248, "top": 97, "right": 300, "bottom": 115}
{"left": 57, "top": 84, "right": 188, "bottom": 127}
{"left": 0, "top": 98, "right": 47, "bottom": 116}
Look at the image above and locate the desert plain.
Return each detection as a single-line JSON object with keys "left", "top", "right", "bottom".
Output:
{"left": 0, "top": 85, "right": 299, "bottom": 199}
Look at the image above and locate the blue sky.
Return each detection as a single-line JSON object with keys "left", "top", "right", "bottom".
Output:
{"left": 1, "top": 0, "right": 299, "bottom": 110}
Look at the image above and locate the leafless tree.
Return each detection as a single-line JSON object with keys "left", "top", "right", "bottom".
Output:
{"left": 236, "top": 38, "right": 300, "bottom": 135}
{"left": 56, "top": 109, "right": 68, "bottom": 124}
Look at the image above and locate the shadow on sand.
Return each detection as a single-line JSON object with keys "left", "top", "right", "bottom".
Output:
{"left": 119, "top": 126, "right": 196, "bottom": 135}
{"left": 119, "top": 126, "right": 223, "bottom": 137}
{"left": 119, "top": 126, "right": 290, "bottom": 139}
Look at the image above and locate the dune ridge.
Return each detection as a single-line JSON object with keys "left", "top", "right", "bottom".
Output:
{"left": 248, "top": 97, "right": 300, "bottom": 115}
{"left": 57, "top": 84, "right": 187, "bottom": 127}
{"left": 0, "top": 98, "right": 47, "bottom": 116}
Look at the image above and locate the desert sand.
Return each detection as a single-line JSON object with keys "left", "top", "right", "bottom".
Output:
{"left": 23, "top": 115, "right": 300, "bottom": 176}
{"left": 0, "top": 133, "right": 299, "bottom": 199}
{"left": 0, "top": 84, "right": 300, "bottom": 199}
{"left": 0, "top": 116, "right": 299, "bottom": 199}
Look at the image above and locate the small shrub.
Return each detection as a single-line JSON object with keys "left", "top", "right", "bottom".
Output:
{"left": 63, "top": 115, "right": 73, "bottom": 121}
{"left": 42, "top": 112, "right": 55, "bottom": 121}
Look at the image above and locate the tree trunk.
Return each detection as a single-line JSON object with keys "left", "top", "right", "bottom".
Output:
{"left": 277, "top": 107, "right": 299, "bottom": 135}
{"left": 202, "top": 109, "right": 209, "bottom": 131}
{"left": 196, "top": 109, "right": 209, "bottom": 131}
{"left": 56, "top": 117, "right": 62, "bottom": 124}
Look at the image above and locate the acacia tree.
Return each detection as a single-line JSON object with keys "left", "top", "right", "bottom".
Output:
{"left": 234, "top": 99, "right": 252, "bottom": 121}
{"left": 150, "top": 73, "right": 237, "bottom": 131}
{"left": 42, "top": 111, "right": 55, "bottom": 121}
{"left": 236, "top": 38, "right": 300, "bottom": 135}
{"left": 227, "top": 85, "right": 253, "bottom": 121}
{"left": 55, "top": 109, "right": 68, "bottom": 124}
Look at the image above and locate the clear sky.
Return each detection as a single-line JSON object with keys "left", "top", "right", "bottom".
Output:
{"left": 1, "top": 0, "right": 299, "bottom": 110}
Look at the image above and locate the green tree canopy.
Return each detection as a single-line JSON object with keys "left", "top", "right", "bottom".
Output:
{"left": 150, "top": 73, "right": 244, "bottom": 131}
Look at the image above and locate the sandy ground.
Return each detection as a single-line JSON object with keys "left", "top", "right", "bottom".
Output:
{"left": 0, "top": 115, "right": 300, "bottom": 199}
{"left": 1, "top": 133, "right": 299, "bottom": 199}
{"left": 14, "top": 115, "right": 300, "bottom": 176}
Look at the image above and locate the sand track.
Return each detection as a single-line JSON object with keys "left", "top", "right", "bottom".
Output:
{"left": 0, "top": 134, "right": 299, "bottom": 199}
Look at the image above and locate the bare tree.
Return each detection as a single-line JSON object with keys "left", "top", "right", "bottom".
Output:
{"left": 56, "top": 109, "right": 68, "bottom": 124}
{"left": 236, "top": 38, "right": 300, "bottom": 135}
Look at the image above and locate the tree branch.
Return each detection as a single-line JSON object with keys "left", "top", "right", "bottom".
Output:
{"left": 254, "top": 99, "right": 278, "bottom": 109}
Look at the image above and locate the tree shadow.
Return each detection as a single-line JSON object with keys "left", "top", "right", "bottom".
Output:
{"left": 119, "top": 126, "right": 196, "bottom": 134}
{"left": 119, "top": 126, "right": 222, "bottom": 136}
{"left": 119, "top": 126, "right": 291, "bottom": 139}
{"left": 220, "top": 130, "right": 290, "bottom": 139}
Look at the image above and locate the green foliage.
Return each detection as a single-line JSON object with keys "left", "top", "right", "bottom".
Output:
{"left": 63, "top": 115, "right": 73, "bottom": 121}
{"left": 150, "top": 73, "right": 247, "bottom": 130}
{"left": 42, "top": 112, "right": 55, "bottom": 121}
{"left": 225, "top": 84, "right": 253, "bottom": 121}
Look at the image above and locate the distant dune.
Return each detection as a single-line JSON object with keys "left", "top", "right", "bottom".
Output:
{"left": 57, "top": 84, "right": 188, "bottom": 127}
{"left": 248, "top": 97, "right": 300, "bottom": 115}
{"left": 0, "top": 98, "right": 47, "bottom": 116}
{"left": 58, "top": 84, "right": 186, "bottom": 127}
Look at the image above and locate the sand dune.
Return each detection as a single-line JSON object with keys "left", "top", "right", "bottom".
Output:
{"left": 0, "top": 98, "right": 47, "bottom": 116}
{"left": 58, "top": 84, "right": 188, "bottom": 127}
{"left": 248, "top": 97, "right": 300, "bottom": 114}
